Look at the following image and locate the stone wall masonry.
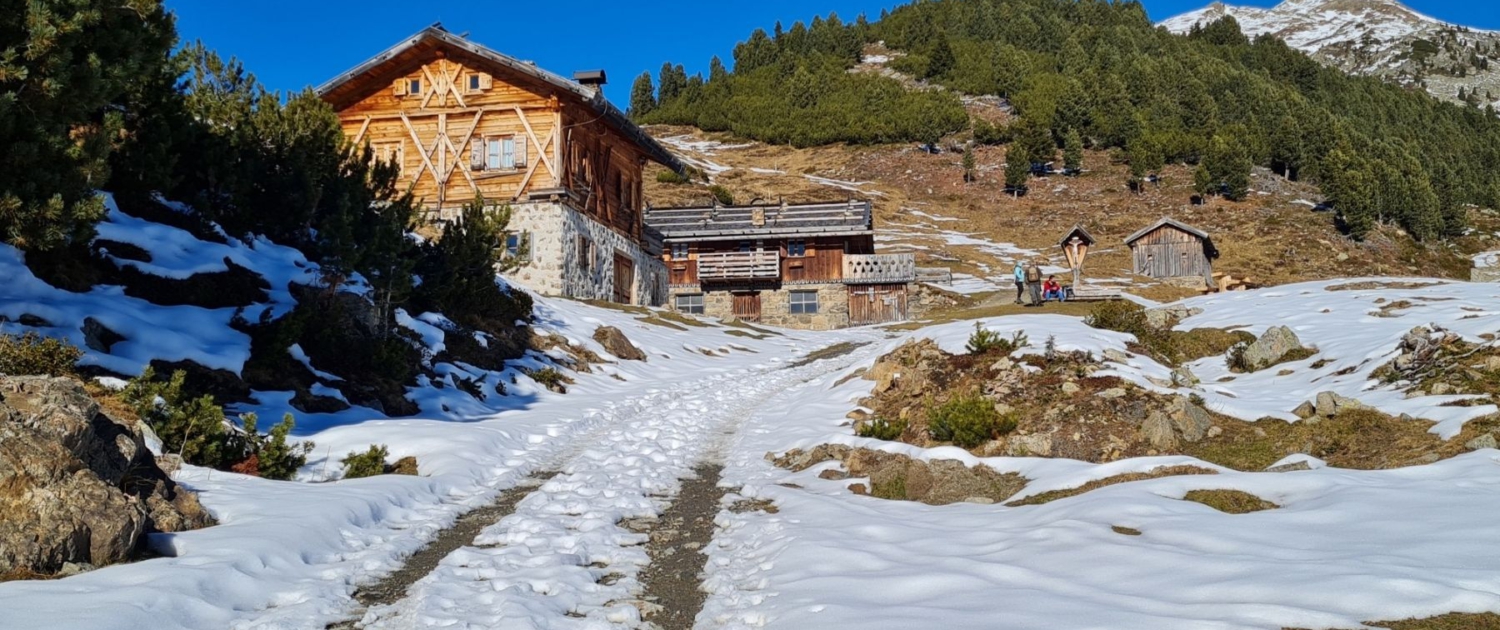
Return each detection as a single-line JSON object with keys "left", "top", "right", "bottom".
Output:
{"left": 504, "top": 201, "right": 666, "bottom": 306}
{"left": 668, "top": 283, "right": 851, "bottom": 331}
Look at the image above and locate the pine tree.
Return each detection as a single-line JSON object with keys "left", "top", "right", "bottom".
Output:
{"left": 709, "top": 56, "right": 728, "bottom": 83}
{"left": 962, "top": 146, "right": 977, "bottom": 183}
{"left": 926, "top": 37, "right": 955, "bottom": 79}
{"left": 0, "top": 0, "right": 175, "bottom": 251}
{"left": 1005, "top": 149, "right": 1030, "bottom": 196}
{"left": 1063, "top": 129, "right": 1084, "bottom": 171}
{"left": 629, "top": 72, "right": 657, "bottom": 118}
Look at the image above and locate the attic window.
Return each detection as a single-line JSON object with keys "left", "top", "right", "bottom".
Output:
{"left": 468, "top": 74, "right": 481, "bottom": 91}
{"left": 408, "top": 78, "right": 422, "bottom": 95}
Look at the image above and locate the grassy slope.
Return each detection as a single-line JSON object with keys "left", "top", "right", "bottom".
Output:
{"left": 644, "top": 124, "right": 1500, "bottom": 302}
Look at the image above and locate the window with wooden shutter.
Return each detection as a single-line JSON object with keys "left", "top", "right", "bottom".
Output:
{"left": 393, "top": 79, "right": 408, "bottom": 96}
{"left": 408, "top": 78, "right": 422, "bottom": 95}
{"left": 471, "top": 139, "right": 484, "bottom": 171}
{"left": 514, "top": 134, "right": 527, "bottom": 168}
{"left": 478, "top": 73, "right": 493, "bottom": 90}
{"left": 467, "top": 74, "right": 481, "bottom": 93}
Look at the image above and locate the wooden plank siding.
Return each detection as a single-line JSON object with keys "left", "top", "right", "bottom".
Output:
{"left": 333, "top": 57, "right": 647, "bottom": 242}
{"left": 664, "top": 237, "right": 857, "bottom": 286}
{"left": 848, "top": 284, "right": 909, "bottom": 326}
{"left": 1130, "top": 226, "right": 1213, "bottom": 280}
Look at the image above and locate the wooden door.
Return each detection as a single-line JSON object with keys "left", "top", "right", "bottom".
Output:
{"left": 732, "top": 292, "right": 762, "bottom": 322}
{"left": 613, "top": 253, "right": 635, "bottom": 304}
{"left": 849, "top": 284, "right": 909, "bottom": 326}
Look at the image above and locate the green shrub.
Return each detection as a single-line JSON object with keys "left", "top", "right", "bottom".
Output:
{"left": 241, "top": 413, "right": 313, "bottom": 481}
{"left": 1085, "top": 301, "right": 1149, "bottom": 335}
{"left": 656, "top": 170, "right": 691, "bottom": 184}
{"left": 966, "top": 323, "right": 1028, "bottom": 355}
{"left": 708, "top": 185, "right": 735, "bottom": 206}
{"left": 524, "top": 367, "right": 570, "bottom": 393}
{"left": 928, "top": 395, "right": 1016, "bottom": 448}
{"left": 0, "top": 331, "right": 83, "bottom": 376}
{"left": 122, "top": 367, "right": 314, "bottom": 476}
{"left": 0, "top": 332, "right": 83, "bottom": 377}
{"left": 123, "top": 368, "right": 237, "bottom": 468}
{"left": 856, "top": 417, "right": 907, "bottom": 441}
{"left": 341, "top": 444, "right": 390, "bottom": 479}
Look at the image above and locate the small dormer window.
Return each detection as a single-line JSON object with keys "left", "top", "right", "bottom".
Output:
{"left": 408, "top": 78, "right": 422, "bottom": 94}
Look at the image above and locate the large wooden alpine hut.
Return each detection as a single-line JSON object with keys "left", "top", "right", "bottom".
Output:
{"left": 1125, "top": 217, "right": 1218, "bottom": 284}
{"left": 316, "top": 24, "right": 684, "bottom": 306}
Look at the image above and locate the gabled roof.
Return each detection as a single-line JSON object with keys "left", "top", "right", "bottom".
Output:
{"left": 1058, "top": 225, "right": 1097, "bottom": 248}
{"left": 1124, "top": 217, "right": 1211, "bottom": 246}
{"left": 315, "top": 24, "right": 683, "bottom": 173}
{"left": 645, "top": 200, "right": 873, "bottom": 243}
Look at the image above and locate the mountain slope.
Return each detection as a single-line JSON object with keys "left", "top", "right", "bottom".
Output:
{"left": 1162, "top": 0, "right": 1500, "bottom": 106}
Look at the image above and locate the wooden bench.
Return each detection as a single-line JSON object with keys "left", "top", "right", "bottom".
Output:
{"left": 1069, "top": 285, "right": 1125, "bottom": 302}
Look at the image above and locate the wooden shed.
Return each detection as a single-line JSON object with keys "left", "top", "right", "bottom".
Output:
{"left": 1125, "top": 218, "right": 1218, "bottom": 282}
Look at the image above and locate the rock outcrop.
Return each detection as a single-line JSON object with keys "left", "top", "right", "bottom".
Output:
{"left": 772, "top": 444, "right": 1027, "bottom": 506}
{"left": 0, "top": 376, "right": 214, "bottom": 579}
{"left": 1312, "top": 391, "right": 1367, "bottom": 418}
{"left": 1240, "top": 326, "right": 1305, "bottom": 371}
{"left": 1140, "top": 396, "right": 1216, "bottom": 450}
{"left": 592, "top": 326, "right": 646, "bottom": 362}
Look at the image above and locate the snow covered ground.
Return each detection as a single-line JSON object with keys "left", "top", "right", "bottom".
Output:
{"left": 3, "top": 199, "right": 1500, "bottom": 629}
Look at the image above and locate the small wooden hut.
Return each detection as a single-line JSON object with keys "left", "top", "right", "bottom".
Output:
{"left": 1125, "top": 218, "right": 1218, "bottom": 283}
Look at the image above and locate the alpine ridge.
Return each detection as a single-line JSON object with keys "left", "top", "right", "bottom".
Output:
{"left": 1162, "top": 0, "right": 1500, "bottom": 108}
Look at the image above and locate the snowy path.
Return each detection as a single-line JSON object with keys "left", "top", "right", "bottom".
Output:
{"left": 359, "top": 334, "right": 881, "bottom": 629}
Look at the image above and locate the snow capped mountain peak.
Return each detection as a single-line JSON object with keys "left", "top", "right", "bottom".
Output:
{"left": 1161, "top": 0, "right": 1500, "bottom": 107}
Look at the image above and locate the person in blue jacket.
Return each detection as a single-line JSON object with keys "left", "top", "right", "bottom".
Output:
{"left": 1012, "top": 261, "right": 1026, "bottom": 305}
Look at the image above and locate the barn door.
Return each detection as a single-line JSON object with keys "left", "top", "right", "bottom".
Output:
{"left": 732, "top": 292, "right": 762, "bottom": 322}
{"left": 613, "top": 253, "right": 635, "bottom": 304}
{"left": 849, "top": 285, "right": 908, "bottom": 326}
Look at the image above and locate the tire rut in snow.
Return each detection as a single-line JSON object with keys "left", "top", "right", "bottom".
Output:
{"left": 634, "top": 463, "right": 729, "bottom": 630}
{"left": 326, "top": 471, "right": 558, "bottom": 629}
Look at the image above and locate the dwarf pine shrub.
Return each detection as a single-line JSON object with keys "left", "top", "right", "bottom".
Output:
{"left": 966, "top": 322, "right": 1028, "bottom": 355}
{"left": 928, "top": 396, "right": 1016, "bottom": 448}
{"left": 0, "top": 332, "right": 83, "bottom": 377}
{"left": 241, "top": 413, "right": 313, "bottom": 481}
{"left": 856, "top": 417, "right": 907, "bottom": 441}
{"left": 341, "top": 445, "right": 390, "bottom": 479}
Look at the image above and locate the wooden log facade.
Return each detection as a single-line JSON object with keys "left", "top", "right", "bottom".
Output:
{"left": 1125, "top": 218, "right": 1218, "bottom": 285}
{"left": 645, "top": 201, "right": 914, "bottom": 330}
{"left": 317, "top": 25, "right": 683, "bottom": 305}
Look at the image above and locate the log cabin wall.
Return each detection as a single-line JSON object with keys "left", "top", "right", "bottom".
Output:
{"left": 1129, "top": 226, "right": 1212, "bottom": 279}
{"left": 333, "top": 57, "right": 647, "bottom": 239}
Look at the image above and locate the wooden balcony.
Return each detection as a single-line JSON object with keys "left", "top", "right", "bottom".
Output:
{"left": 843, "top": 253, "right": 917, "bottom": 284}
{"left": 696, "top": 250, "right": 781, "bottom": 282}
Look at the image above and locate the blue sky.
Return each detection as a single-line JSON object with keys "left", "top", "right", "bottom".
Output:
{"left": 166, "top": 0, "right": 1500, "bottom": 106}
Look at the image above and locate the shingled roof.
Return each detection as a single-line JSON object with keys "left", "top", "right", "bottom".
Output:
{"left": 1124, "top": 217, "right": 1211, "bottom": 245}
{"left": 314, "top": 24, "right": 683, "bottom": 173}
{"left": 645, "top": 200, "right": 873, "bottom": 243}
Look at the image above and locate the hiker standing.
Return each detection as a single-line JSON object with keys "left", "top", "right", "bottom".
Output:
{"left": 1025, "top": 261, "right": 1043, "bottom": 307}
{"left": 1012, "top": 261, "right": 1026, "bottom": 305}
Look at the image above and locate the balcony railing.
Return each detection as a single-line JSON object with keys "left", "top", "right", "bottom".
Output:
{"left": 843, "top": 253, "right": 917, "bottom": 284}
{"left": 696, "top": 250, "right": 781, "bottom": 282}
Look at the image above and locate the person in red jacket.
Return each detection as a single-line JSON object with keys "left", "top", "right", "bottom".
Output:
{"left": 1042, "top": 275, "right": 1066, "bottom": 303}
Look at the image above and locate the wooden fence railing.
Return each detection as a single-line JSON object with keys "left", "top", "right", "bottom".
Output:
{"left": 843, "top": 253, "right": 917, "bottom": 284}
{"left": 696, "top": 251, "right": 781, "bottom": 282}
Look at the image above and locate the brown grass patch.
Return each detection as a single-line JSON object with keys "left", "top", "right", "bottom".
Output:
{"left": 1287, "top": 612, "right": 1500, "bottom": 630}
{"left": 1186, "top": 409, "right": 1497, "bottom": 471}
{"left": 1007, "top": 465, "right": 1220, "bottom": 507}
{"left": 1182, "top": 489, "right": 1278, "bottom": 514}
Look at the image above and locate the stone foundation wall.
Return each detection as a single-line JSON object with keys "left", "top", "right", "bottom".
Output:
{"left": 668, "top": 283, "right": 851, "bottom": 331}
{"left": 503, "top": 201, "right": 666, "bottom": 306}
{"left": 1473, "top": 267, "right": 1500, "bottom": 283}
